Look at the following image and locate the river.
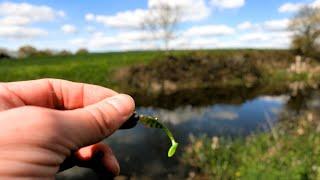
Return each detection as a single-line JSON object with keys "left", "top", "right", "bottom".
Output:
{"left": 57, "top": 86, "right": 317, "bottom": 179}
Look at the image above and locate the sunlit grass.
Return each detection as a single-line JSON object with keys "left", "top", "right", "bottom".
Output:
{"left": 0, "top": 52, "right": 157, "bottom": 88}
{"left": 183, "top": 111, "right": 320, "bottom": 179}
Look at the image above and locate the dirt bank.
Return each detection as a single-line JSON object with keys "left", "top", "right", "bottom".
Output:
{"left": 117, "top": 50, "right": 295, "bottom": 94}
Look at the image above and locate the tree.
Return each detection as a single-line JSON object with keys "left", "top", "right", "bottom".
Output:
{"left": 141, "top": 2, "right": 182, "bottom": 53}
{"left": 18, "top": 45, "right": 37, "bottom": 58}
{"left": 0, "top": 48, "right": 11, "bottom": 59}
{"left": 59, "top": 50, "right": 72, "bottom": 56}
{"left": 289, "top": 6, "right": 320, "bottom": 59}
{"left": 76, "top": 48, "right": 89, "bottom": 55}
{"left": 36, "top": 49, "right": 54, "bottom": 57}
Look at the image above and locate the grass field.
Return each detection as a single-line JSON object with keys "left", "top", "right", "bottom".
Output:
{"left": 0, "top": 51, "right": 158, "bottom": 90}
{"left": 0, "top": 49, "right": 291, "bottom": 81}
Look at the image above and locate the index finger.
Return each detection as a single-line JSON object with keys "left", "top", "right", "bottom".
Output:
{"left": 0, "top": 79, "right": 118, "bottom": 110}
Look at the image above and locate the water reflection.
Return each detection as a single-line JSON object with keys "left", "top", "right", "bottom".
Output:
{"left": 57, "top": 94, "right": 289, "bottom": 179}
{"left": 106, "top": 95, "right": 288, "bottom": 179}
{"left": 132, "top": 85, "right": 289, "bottom": 109}
{"left": 137, "top": 95, "right": 288, "bottom": 137}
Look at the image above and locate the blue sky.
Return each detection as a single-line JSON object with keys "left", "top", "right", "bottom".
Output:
{"left": 0, "top": 0, "right": 319, "bottom": 52}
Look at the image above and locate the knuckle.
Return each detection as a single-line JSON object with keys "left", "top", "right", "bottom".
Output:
{"left": 85, "top": 107, "right": 113, "bottom": 137}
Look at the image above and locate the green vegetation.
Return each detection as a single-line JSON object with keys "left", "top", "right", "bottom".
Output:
{"left": 120, "top": 50, "right": 320, "bottom": 94}
{"left": 0, "top": 51, "right": 157, "bottom": 90}
{"left": 1, "top": 49, "right": 319, "bottom": 94}
{"left": 183, "top": 111, "right": 320, "bottom": 179}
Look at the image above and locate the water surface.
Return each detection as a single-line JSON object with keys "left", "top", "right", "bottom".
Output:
{"left": 58, "top": 90, "right": 290, "bottom": 179}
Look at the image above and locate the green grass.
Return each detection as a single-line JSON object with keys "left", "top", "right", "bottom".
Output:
{"left": 262, "top": 69, "right": 312, "bottom": 83}
{"left": 183, "top": 112, "right": 320, "bottom": 179}
{"left": 0, "top": 51, "right": 157, "bottom": 89}
{"left": 0, "top": 49, "right": 316, "bottom": 92}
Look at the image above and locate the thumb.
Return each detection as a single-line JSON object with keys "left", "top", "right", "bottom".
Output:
{"left": 56, "top": 94, "right": 135, "bottom": 147}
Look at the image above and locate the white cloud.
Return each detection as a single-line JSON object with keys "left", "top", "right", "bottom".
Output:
{"left": 70, "top": 31, "right": 144, "bottom": 50}
{"left": 263, "top": 19, "right": 290, "bottom": 31}
{"left": 189, "top": 38, "right": 219, "bottom": 48}
{"left": 311, "top": 0, "right": 320, "bottom": 7}
{"left": 172, "top": 37, "right": 246, "bottom": 50}
{"left": 90, "top": 9, "right": 147, "bottom": 29}
{"left": 0, "top": 2, "right": 64, "bottom": 39}
{"left": 0, "top": 2, "right": 65, "bottom": 25}
{"left": 278, "top": 1, "right": 320, "bottom": 13}
{"left": 61, "top": 24, "right": 77, "bottom": 34}
{"left": 85, "top": 13, "right": 95, "bottom": 21}
{"left": 278, "top": 3, "right": 305, "bottom": 13}
{"left": 0, "top": 16, "right": 31, "bottom": 26}
{"left": 57, "top": 11, "right": 66, "bottom": 18}
{"left": 234, "top": 18, "right": 294, "bottom": 49}
{"left": 210, "top": 0, "right": 245, "bottom": 9}
{"left": 171, "top": 37, "right": 220, "bottom": 49}
{"left": 237, "top": 19, "right": 290, "bottom": 32}
{"left": 237, "top": 18, "right": 291, "bottom": 34}
{"left": 70, "top": 18, "right": 293, "bottom": 51}
{"left": 148, "top": 0, "right": 210, "bottom": 21}
{"left": 0, "top": 26, "right": 47, "bottom": 39}
{"left": 118, "top": 31, "right": 153, "bottom": 41}
{"left": 69, "top": 38, "right": 86, "bottom": 47}
{"left": 237, "top": 21, "right": 253, "bottom": 30}
{"left": 70, "top": 29, "right": 173, "bottom": 51}
{"left": 86, "top": 0, "right": 210, "bottom": 29}
{"left": 238, "top": 31, "right": 293, "bottom": 48}
{"left": 239, "top": 32, "right": 271, "bottom": 42}
{"left": 184, "top": 25, "right": 235, "bottom": 37}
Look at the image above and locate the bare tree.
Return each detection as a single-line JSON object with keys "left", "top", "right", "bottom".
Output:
{"left": 141, "top": 2, "right": 182, "bottom": 53}
{"left": 289, "top": 6, "right": 320, "bottom": 59}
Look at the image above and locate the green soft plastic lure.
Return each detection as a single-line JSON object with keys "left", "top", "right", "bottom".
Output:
{"left": 139, "top": 115, "right": 179, "bottom": 157}
{"left": 120, "top": 113, "right": 179, "bottom": 157}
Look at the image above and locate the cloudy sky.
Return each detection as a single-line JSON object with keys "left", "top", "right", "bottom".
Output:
{"left": 0, "top": 0, "right": 319, "bottom": 52}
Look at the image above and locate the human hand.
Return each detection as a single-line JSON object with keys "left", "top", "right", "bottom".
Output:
{"left": 0, "top": 79, "right": 135, "bottom": 179}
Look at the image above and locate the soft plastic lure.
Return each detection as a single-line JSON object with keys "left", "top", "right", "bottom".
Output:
{"left": 139, "top": 115, "right": 179, "bottom": 157}
{"left": 120, "top": 113, "right": 179, "bottom": 157}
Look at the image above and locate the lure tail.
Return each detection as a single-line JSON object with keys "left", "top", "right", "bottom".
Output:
{"left": 139, "top": 114, "right": 179, "bottom": 157}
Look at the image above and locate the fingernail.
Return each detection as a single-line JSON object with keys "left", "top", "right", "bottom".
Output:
{"left": 105, "top": 94, "right": 135, "bottom": 117}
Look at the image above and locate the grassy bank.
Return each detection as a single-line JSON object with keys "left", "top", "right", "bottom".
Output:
{"left": 183, "top": 110, "right": 320, "bottom": 179}
{"left": 0, "top": 51, "right": 157, "bottom": 89}
{"left": 0, "top": 49, "right": 318, "bottom": 93}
